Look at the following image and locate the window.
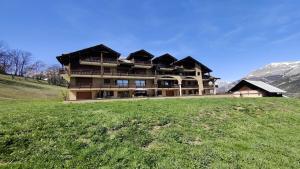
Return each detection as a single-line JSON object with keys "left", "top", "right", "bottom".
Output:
{"left": 104, "top": 67, "right": 110, "bottom": 73}
{"left": 100, "top": 91, "right": 114, "bottom": 98}
{"left": 116, "top": 80, "right": 128, "bottom": 87}
{"left": 197, "top": 72, "right": 200, "bottom": 76}
{"left": 104, "top": 79, "right": 110, "bottom": 84}
{"left": 135, "top": 80, "right": 146, "bottom": 87}
{"left": 76, "top": 78, "right": 92, "bottom": 86}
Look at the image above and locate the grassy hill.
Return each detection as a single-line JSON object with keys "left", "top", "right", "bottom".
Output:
{"left": 0, "top": 74, "right": 66, "bottom": 100}
{"left": 0, "top": 98, "right": 299, "bottom": 168}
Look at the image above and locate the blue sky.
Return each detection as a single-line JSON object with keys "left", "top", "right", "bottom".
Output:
{"left": 1, "top": 0, "right": 300, "bottom": 81}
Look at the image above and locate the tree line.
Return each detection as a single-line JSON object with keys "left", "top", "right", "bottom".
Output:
{"left": 0, "top": 41, "right": 67, "bottom": 86}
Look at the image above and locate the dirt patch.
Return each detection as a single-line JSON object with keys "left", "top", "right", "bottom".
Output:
{"left": 202, "top": 124, "right": 211, "bottom": 130}
{"left": 142, "top": 140, "right": 162, "bottom": 150}
{"left": 186, "top": 137, "right": 202, "bottom": 145}
{"left": 234, "top": 106, "right": 246, "bottom": 111}
{"left": 150, "top": 123, "right": 171, "bottom": 135}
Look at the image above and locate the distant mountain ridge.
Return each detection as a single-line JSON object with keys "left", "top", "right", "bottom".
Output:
{"left": 217, "top": 61, "right": 300, "bottom": 97}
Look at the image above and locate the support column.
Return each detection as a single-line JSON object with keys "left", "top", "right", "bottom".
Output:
{"left": 179, "top": 84, "right": 182, "bottom": 96}
{"left": 113, "top": 91, "right": 118, "bottom": 98}
{"left": 176, "top": 77, "right": 182, "bottom": 97}
{"left": 197, "top": 80, "right": 203, "bottom": 96}
{"left": 154, "top": 78, "right": 158, "bottom": 96}
{"left": 213, "top": 81, "right": 217, "bottom": 95}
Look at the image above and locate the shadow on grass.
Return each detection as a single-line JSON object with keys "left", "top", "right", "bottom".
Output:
{"left": 0, "top": 78, "right": 45, "bottom": 89}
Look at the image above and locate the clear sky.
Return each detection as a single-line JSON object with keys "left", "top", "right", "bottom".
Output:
{"left": 1, "top": 0, "right": 300, "bottom": 81}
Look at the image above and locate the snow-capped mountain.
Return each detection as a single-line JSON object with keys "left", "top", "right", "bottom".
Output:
{"left": 216, "top": 80, "right": 235, "bottom": 94}
{"left": 217, "top": 61, "right": 300, "bottom": 97}
{"left": 246, "top": 61, "right": 300, "bottom": 97}
{"left": 247, "top": 61, "right": 300, "bottom": 79}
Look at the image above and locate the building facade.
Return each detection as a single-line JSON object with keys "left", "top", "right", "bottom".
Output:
{"left": 57, "top": 44, "right": 219, "bottom": 100}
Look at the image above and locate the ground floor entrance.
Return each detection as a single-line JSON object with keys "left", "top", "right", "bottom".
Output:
{"left": 70, "top": 88, "right": 200, "bottom": 100}
{"left": 76, "top": 91, "right": 92, "bottom": 100}
{"left": 166, "top": 90, "right": 175, "bottom": 96}
{"left": 156, "top": 89, "right": 179, "bottom": 97}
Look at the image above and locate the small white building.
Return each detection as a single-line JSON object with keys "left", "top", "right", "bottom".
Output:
{"left": 228, "top": 80, "right": 286, "bottom": 97}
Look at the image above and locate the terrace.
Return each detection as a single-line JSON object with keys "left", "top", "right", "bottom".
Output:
{"left": 69, "top": 83, "right": 155, "bottom": 89}
{"left": 70, "top": 70, "right": 154, "bottom": 76}
{"left": 80, "top": 57, "right": 118, "bottom": 65}
{"left": 134, "top": 60, "right": 152, "bottom": 66}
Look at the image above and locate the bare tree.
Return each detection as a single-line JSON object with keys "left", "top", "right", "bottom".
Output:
{"left": 9, "top": 49, "right": 32, "bottom": 77}
{"left": 46, "top": 64, "right": 67, "bottom": 86}
{"left": 19, "top": 51, "right": 32, "bottom": 76}
{"left": 0, "top": 41, "right": 12, "bottom": 74}
{"left": 10, "top": 49, "right": 22, "bottom": 76}
{"left": 26, "top": 60, "right": 46, "bottom": 79}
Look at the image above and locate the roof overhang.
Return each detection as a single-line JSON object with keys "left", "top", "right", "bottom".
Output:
{"left": 152, "top": 53, "right": 177, "bottom": 65}
{"left": 228, "top": 80, "right": 286, "bottom": 93}
{"left": 126, "top": 49, "right": 154, "bottom": 60}
{"left": 56, "top": 44, "right": 121, "bottom": 65}
{"left": 173, "top": 56, "right": 212, "bottom": 72}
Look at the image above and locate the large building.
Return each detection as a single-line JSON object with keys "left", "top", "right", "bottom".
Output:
{"left": 57, "top": 44, "right": 219, "bottom": 100}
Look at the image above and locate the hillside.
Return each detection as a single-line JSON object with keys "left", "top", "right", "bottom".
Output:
{"left": 0, "top": 98, "right": 299, "bottom": 168}
{"left": 0, "top": 74, "right": 66, "bottom": 100}
{"left": 245, "top": 61, "right": 300, "bottom": 97}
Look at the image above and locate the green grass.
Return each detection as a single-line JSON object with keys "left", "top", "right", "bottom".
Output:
{"left": 0, "top": 98, "right": 300, "bottom": 168}
{"left": 0, "top": 74, "right": 66, "bottom": 100}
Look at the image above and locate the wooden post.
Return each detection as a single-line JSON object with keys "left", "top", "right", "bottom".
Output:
{"left": 100, "top": 52, "right": 103, "bottom": 76}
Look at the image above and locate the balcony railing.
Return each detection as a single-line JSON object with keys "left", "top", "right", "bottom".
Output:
{"left": 81, "top": 57, "right": 101, "bottom": 62}
{"left": 59, "top": 68, "right": 67, "bottom": 74}
{"left": 103, "top": 59, "right": 118, "bottom": 63}
{"left": 103, "top": 72, "right": 154, "bottom": 77}
{"left": 203, "top": 85, "right": 215, "bottom": 89}
{"left": 70, "top": 70, "right": 154, "bottom": 77}
{"left": 71, "top": 70, "right": 102, "bottom": 75}
{"left": 69, "top": 83, "right": 154, "bottom": 89}
{"left": 182, "top": 85, "right": 199, "bottom": 88}
{"left": 80, "top": 58, "right": 118, "bottom": 64}
{"left": 134, "top": 60, "right": 152, "bottom": 66}
{"left": 157, "top": 84, "right": 179, "bottom": 88}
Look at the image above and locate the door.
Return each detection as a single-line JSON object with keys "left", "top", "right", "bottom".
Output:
{"left": 77, "top": 92, "right": 92, "bottom": 100}
{"left": 166, "top": 90, "right": 174, "bottom": 96}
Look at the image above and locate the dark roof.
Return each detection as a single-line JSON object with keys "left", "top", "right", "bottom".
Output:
{"left": 152, "top": 53, "right": 177, "bottom": 64}
{"left": 126, "top": 49, "right": 154, "bottom": 60}
{"left": 173, "top": 56, "right": 212, "bottom": 72}
{"left": 229, "top": 80, "right": 286, "bottom": 93}
{"left": 57, "top": 44, "right": 121, "bottom": 65}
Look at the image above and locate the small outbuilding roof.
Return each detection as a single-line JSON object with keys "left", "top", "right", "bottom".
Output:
{"left": 229, "top": 80, "right": 286, "bottom": 93}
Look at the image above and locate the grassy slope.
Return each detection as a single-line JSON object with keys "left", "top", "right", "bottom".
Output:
{"left": 0, "top": 98, "right": 299, "bottom": 168}
{"left": 0, "top": 74, "right": 65, "bottom": 100}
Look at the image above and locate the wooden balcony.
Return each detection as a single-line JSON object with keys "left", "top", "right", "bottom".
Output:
{"left": 69, "top": 83, "right": 155, "bottom": 89}
{"left": 59, "top": 68, "right": 67, "bottom": 74}
{"left": 71, "top": 70, "right": 102, "bottom": 75}
{"left": 203, "top": 85, "right": 215, "bottom": 90}
{"left": 80, "top": 58, "right": 118, "bottom": 66}
{"left": 157, "top": 84, "right": 179, "bottom": 88}
{"left": 182, "top": 85, "right": 199, "bottom": 88}
{"left": 103, "top": 72, "right": 154, "bottom": 77}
